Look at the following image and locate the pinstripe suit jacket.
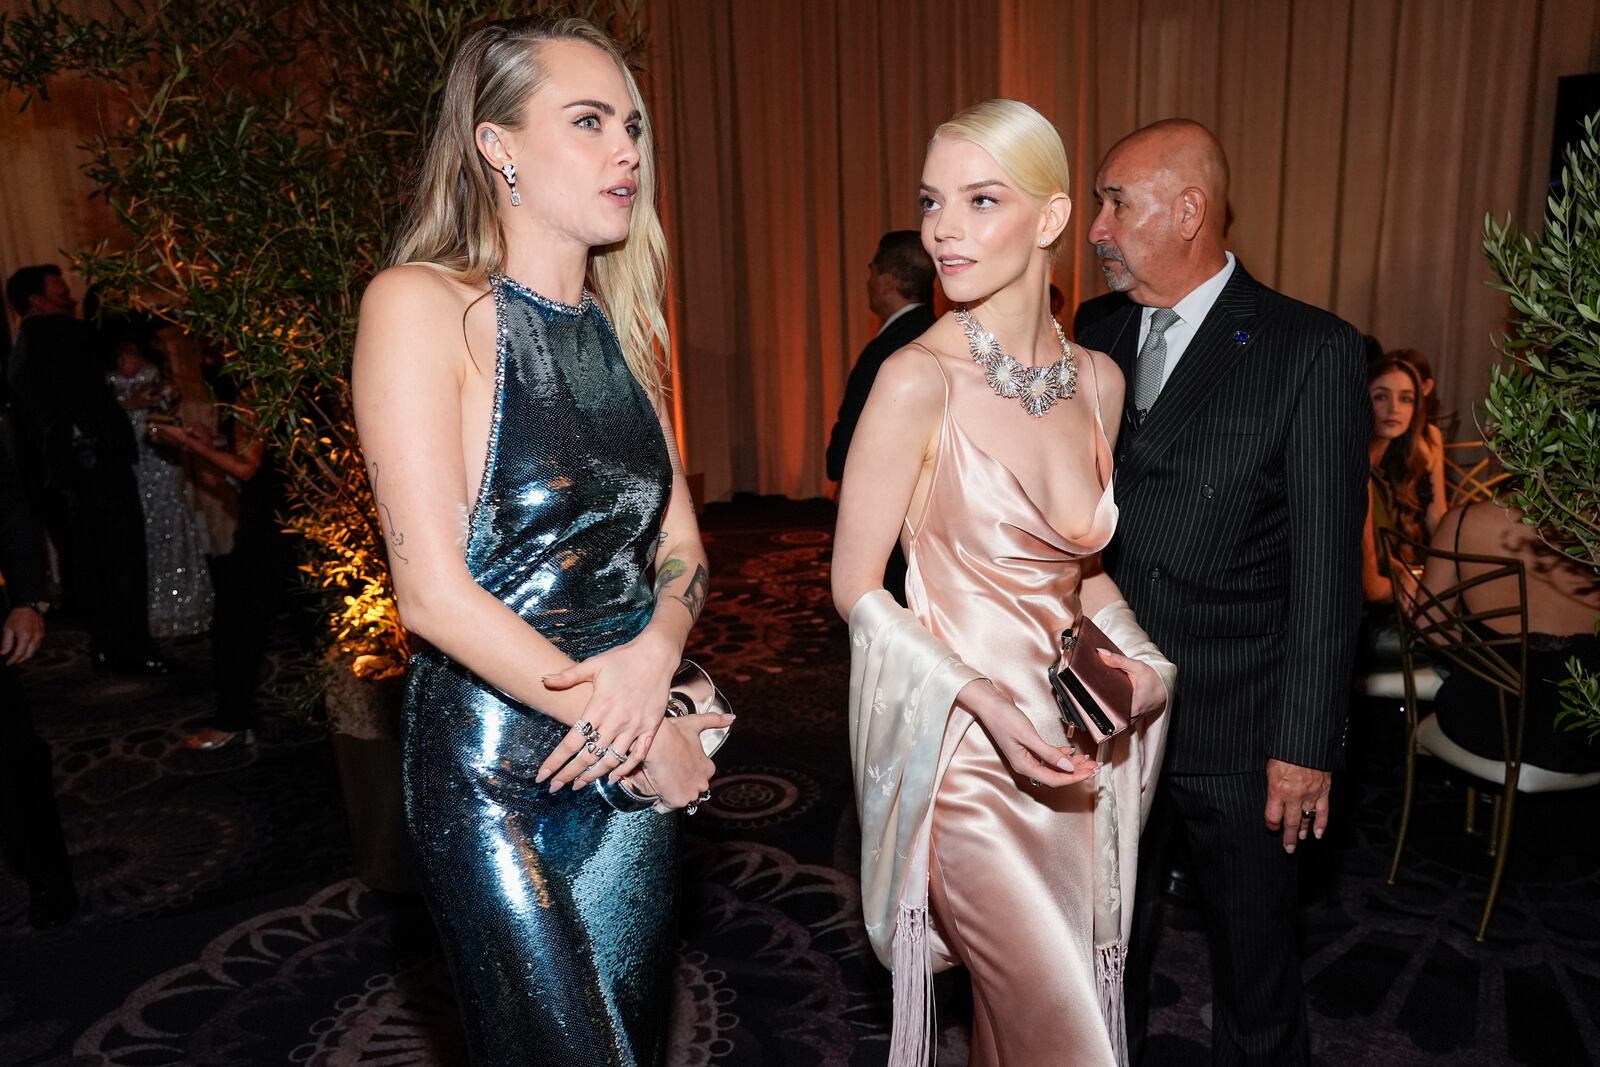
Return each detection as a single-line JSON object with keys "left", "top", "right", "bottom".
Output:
{"left": 1077, "top": 262, "right": 1370, "bottom": 774}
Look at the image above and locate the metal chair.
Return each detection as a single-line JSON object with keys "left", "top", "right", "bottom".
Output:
{"left": 1441, "top": 440, "right": 1511, "bottom": 508}
{"left": 1380, "top": 527, "right": 1600, "bottom": 941}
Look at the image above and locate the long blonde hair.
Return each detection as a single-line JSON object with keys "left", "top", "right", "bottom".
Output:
{"left": 390, "top": 16, "right": 670, "bottom": 400}
{"left": 933, "top": 99, "right": 1072, "bottom": 255}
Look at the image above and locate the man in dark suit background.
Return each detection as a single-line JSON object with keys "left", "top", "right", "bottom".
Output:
{"left": 1076, "top": 120, "right": 1368, "bottom": 1065}
{"left": 5, "top": 265, "right": 161, "bottom": 674}
{"left": 825, "top": 231, "right": 934, "bottom": 604}
{"left": 0, "top": 421, "right": 78, "bottom": 927}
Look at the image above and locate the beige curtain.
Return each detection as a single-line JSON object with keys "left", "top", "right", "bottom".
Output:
{"left": 0, "top": 0, "right": 119, "bottom": 324}
{"left": 644, "top": 0, "right": 1600, "bottom": 501}
{"left": 5, "top": 0, "right": 1596, "bottom": 498}
{"left": 0, "top": 79, "right": 118, "bottom": 327}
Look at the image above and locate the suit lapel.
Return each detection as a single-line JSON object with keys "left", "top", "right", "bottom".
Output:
{"left": 1103, "top": 306, "right": 1140, "bottom": 382}
{"left": 1090, "top": 305, "right": 1142, "bottom": 449}
{"left": 1115, "top": 264, "right": 1263, "bottom": 492}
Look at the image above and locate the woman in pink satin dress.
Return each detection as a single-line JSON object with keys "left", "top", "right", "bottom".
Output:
{"left": 832, "top": 100, "right": 1171, "bottom": 1066}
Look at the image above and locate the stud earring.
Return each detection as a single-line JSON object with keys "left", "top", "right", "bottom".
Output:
{"left": 500, "top": 161, "right": 521, "bottom": 207}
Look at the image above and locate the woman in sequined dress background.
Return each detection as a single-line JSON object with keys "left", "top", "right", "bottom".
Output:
{"left": 106, "top": 327, "right": 214, "bottom": 638}
{"left": 351, "top": 17, "right": 728, "bottom": 1067}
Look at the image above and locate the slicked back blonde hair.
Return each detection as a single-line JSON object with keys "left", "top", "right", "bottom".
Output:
{"left": 934, "top": 99, "right": 1072, "bottom": 254}
{"left": 390, "top": 16, "right": 670, "bottom": 400}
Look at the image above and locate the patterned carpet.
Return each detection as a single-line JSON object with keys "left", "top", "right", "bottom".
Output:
{"left": 1, "top": 495, "right": 1596, "bottom": 1066}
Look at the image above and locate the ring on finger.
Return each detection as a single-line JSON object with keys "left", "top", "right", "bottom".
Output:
{"left": 605, "top": 746, "right": 628, "bottom": 762}
{"left": 575, "top": 719, "right": 596, "bottom": 739}
{"left": 1300, "top": 809, "right": 1316, "bottom": 820}
{"left": 583, "top": 739, "right": 605, "bottom": 757}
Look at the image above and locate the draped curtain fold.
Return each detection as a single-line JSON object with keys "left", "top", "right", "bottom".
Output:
{"left": 4, "top": 0, "right": 1597, "bottom": 501}
{"left": 645, "top": 0, "right": 1599, "bottom": 501}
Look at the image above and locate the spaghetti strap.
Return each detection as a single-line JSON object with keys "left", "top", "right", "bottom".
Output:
{"left": 904, "top": 341, "right": 951, "bottom": 539}
{"left": 1081, "top": 344, "right": 1108, "bottom": 432}
{"left": 1079, "top": 345, "right": 1115, "bottom": 486}
{"left": 906, "top": 340, "right": 951, "bottom": 406}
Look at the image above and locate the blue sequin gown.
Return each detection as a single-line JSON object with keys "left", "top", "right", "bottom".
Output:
{"left": 402, "top": 274, "right": 677, "bottom": 1067}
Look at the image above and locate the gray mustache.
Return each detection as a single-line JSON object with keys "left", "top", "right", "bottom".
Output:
{"left": 1093, "top": 243, "right": 1124, "bottom": 263}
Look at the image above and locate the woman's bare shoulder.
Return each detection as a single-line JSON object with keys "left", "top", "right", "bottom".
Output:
{"left": 875, "top": 329, "right": 958, "bottom": 409}
{"left": 362, "top": 262, "right": 480, "bottom": 316}
{"left": 1079, "top": 345, "right": 1124, "bottom": 396}
{"left": 356, "top": 264, "right": 490, "bottom": 378}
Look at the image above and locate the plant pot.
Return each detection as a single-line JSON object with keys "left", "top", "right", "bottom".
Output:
{"left": 325, "top": 665, "right": 416, "bottom": 894}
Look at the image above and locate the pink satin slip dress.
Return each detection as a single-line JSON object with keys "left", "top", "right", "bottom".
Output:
{"left": 903, "top": 346, "right": 1121, "bottom": 1067}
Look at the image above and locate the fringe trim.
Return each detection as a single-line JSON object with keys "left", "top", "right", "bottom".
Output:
{"left": 1097, "top": 940, "right": 1129, "bottom": 1067}
{"left": 889, "top": 902, "right": 935, "bottom": 1067}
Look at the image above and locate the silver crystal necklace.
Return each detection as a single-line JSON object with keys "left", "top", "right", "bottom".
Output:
{"left": 954, "top": 306, "right": 1078, "bottom": 417}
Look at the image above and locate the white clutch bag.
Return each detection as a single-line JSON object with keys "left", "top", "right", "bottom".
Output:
{"left": 593, "top": 659, "right": 731, "bottom": 814}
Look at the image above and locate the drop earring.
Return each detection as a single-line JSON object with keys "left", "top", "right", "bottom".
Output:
{"left": 500, "top": 162, "right": 521, "bottom": 207}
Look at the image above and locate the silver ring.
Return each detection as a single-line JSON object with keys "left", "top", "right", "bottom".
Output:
{"left": 583, "top": 739, "right": 603, "bottom": 756}
{"left": 605, "top": 746, "right": 627, "bottom": 761}
{"left": 697, "top": 789, "right": 712, "bottom": 803}
{"left": 685, "top": 803, "right": 698, "bottom": 815}
{"left": 1030, "top": 778, "right": 1041, "bottom": 786}
{"left": 1301, "top": 809, "right": 1316, "bottom": 819}
{"left": 575, "top": 719, "right": 595, "bottom": 738}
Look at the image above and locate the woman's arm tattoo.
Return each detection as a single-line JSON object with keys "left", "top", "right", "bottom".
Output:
{"left": 652, "top": 558, "right": 708, "bottom": 622}
{"left": 370, "top": 462, "right": 409, "bottom": 564}
{"left": 653, "top": 558, "right": 686, "bottom": 596}
{"left": 673, "top": 564, "right": 708, "bottom": 621}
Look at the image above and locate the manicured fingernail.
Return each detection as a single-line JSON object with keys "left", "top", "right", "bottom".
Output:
{"left": 535, "top": 770, "right": 549, "bottom": 783}
{"left": 1314, "top": 828, "right": 1324, "bottom": 839}
{"left": 1286, "top": 844, "right": 1296, "bottom": 854}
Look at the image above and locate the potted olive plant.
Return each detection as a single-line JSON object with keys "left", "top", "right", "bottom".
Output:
{"left": 1481, "top": 111, "right": 1600, "bottom": 734}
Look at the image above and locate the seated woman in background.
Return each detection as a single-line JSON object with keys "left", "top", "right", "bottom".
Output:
{"left": 1413, "top": 501, "right": 1600, "bottom": 774}
{"left": 1391, "top": 347, "right": 1449, "bottom": 506}
{"left": 1361, "top": 354, "right": 1445, "bottom": 605}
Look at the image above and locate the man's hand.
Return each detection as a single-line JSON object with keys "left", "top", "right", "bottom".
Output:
{"left": 1, "top": 606, "right": 45, "bottom": 666}
{"left": 1264, "top": 757, "right": 1330, "bottom": 854}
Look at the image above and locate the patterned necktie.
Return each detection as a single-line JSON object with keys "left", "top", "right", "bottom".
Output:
{"left": 1133, "top": 307, "right": 1181, "bottom": 418}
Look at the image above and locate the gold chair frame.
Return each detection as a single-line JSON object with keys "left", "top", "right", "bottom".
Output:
{"left": 1381, "top": 526, "right": 1529, "bottom": 941}
{"left": 1442, "top": 440, "right": 1511, "bottom": 509}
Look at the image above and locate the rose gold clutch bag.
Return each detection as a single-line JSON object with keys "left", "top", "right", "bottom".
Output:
{"left": 1047, "top": 616, "right": 1136, "bottom": 746}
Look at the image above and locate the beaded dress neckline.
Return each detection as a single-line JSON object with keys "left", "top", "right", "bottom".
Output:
{"left": 492, "top": 272, "right": 593, "bottom": 315}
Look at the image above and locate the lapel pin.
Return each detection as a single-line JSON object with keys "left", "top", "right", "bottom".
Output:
{"left": 1233, "top": 330, "right": 1250, "bottom": 345}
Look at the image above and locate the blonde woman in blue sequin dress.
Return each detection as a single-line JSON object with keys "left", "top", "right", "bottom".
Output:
{"left": 351, "top": 17, "right": 726, "bottom": 1067}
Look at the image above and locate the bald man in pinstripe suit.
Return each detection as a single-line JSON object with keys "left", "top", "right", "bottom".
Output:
{"left": 1077, "top": 120, "right": 1369, "bottom": 1066}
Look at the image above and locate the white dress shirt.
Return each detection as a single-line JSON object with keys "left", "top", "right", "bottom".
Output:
{"left": 876, "top": 302, "right": 923, "bottom": 337}
{"left": 1135, "top": 252, "right": 1236, "bottom": 391}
